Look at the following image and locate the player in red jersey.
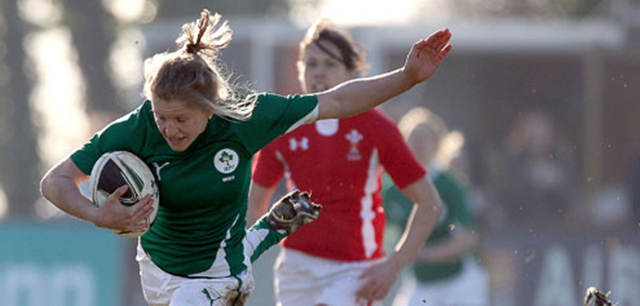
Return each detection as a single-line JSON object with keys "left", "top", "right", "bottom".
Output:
{"left": 248, "top": 19, "right": 443, "bottom": 306}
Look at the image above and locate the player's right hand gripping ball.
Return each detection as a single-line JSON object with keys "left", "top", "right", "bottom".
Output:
{"left": 266, "top": 190, "right": 322, "bottom": 234}
{"left": 584, "top": 286, "right": 613, "bottom": 306}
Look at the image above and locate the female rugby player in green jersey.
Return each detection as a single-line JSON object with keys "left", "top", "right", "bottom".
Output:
{"left": 383, "top": 107, "right": 488, "bottom": 306}
{"left": 40, "top": 9, "right": 452, "bottom": 306}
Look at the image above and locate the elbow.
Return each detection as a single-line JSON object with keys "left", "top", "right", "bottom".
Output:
{"left": 40, "top": 165, "right": 65, "bottom": 202}
{"left": 429, "top": 197, "right": 443, "bottom": 219}
{"left": 413, "top": 197, "right": 442, "bottom": 224}
{"left": 40, "top": 171, "right": 54, "bottom": 201}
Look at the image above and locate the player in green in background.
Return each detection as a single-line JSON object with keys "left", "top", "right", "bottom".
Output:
{"left": 383, "top": 107, "right": 489, "bottom": 306}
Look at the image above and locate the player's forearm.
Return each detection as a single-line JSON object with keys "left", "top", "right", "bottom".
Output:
{"left": 390, "top": 199, "right": 441, "bottom": 269}
{"left": 41, "top": 173, "right": 99, "bottom": 223}
{"left": 389, "top": 177, "right": 443, "bottom": 268}
{"left": 317, "top": 68, "right": 415, "bottom": 120}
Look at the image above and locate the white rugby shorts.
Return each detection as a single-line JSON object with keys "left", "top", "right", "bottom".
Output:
{"left": 274, "top": 248, "right": 384, "bottom": 306}
{"left": 136, "top": 243, "right": 255, "bottom": 306}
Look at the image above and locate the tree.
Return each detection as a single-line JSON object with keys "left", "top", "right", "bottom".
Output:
{"left": 0, "top": 0, "right": 42, "bottom": 217}
{"left": 59, "top": 0, "right": 122, "bottom": 114}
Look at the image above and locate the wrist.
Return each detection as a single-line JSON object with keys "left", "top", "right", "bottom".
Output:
{"left": 398, "top": 67, "right": 418, "bottom": 90}
{"left": 84, "top": 202, "right": 103, "bottom": 227}
{"left": 387, "top": 252, "right": 408, "bottom": 272}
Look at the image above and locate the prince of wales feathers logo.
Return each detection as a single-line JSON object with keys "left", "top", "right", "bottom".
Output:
{"left": 345, "top": 129, "right": 363, "bottom": 160}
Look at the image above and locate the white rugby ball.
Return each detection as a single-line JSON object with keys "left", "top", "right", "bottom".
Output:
{"left": 89, "top": 151, "right": 159, "bottom": 237}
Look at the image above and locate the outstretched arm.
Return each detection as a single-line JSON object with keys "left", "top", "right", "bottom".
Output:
{"left": 317, "top": 29, "right": 452, "bottom": 120}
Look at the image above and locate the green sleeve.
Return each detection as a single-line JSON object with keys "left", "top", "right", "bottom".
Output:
{"left": 234, "top": 93, "right": 318, "bottom": 154}
{"left": 246, "top": 215, "right": 288, "bottom": 262}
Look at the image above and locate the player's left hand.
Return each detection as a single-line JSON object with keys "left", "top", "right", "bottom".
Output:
{"left": 266, "top": 190, "right": 322, "bottom": 234}
{"left": 355, "top": 258, "right": 402, "bottom": 303}
{"left": 402, "top": 28, "right": 452, "bottom": 85}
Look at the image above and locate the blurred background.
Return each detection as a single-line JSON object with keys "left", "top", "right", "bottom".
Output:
{"left": 1, "top": 0, "right": 639, "bottom": 305}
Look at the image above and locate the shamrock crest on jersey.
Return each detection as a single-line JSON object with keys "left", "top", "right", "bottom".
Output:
{"left": 214, "top": 149, "right": 239, "bottom": 174}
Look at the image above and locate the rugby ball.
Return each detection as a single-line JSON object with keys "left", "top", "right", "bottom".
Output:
{"left": 89, "top": 151, "right": 159, "bottom": 237}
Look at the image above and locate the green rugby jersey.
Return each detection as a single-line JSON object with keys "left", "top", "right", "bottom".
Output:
{"left": 382, "top": 169, "right": 477, "bottom": 282}
{"left": 71, "top": 93, "right": 318, "bottom": 277}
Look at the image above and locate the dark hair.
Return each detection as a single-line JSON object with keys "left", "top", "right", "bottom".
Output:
{"left": 299, "top": 19, "right": 368, "bottom": 74}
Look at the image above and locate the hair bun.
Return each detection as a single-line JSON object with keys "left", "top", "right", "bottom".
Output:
{"left": 175, "top": 9, "right": 232, "bottom": 59}
{"left": 185, "top": 43, "right": 200, "bottom": 54}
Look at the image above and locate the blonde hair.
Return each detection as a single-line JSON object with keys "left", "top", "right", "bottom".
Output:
{"left": 143, "top": 9, "right": 255, "bottom": 121}
{"left": 298, "top": 19, "right": 369, "bottom": 75}
{"left": 398, "top": 106, "right": 465, "bottom": 169}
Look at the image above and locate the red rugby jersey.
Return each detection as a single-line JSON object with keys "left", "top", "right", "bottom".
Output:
{"left": 252, "top": 108, "right": 426, "bottom": 261}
